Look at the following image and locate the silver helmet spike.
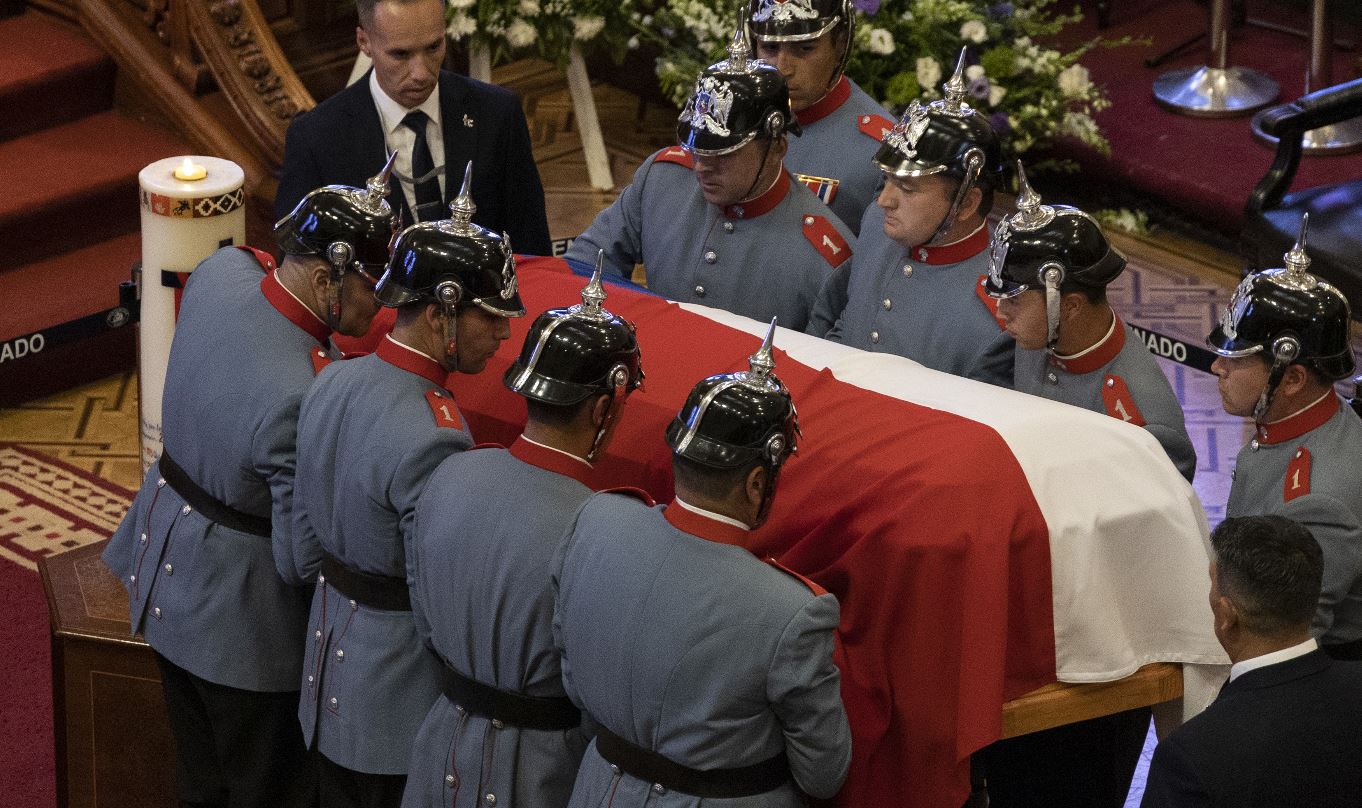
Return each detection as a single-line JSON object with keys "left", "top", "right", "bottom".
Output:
{"left": 726, "top": 18, "right": 752, "bottom": 70}
{"left": 746, "top": 317, "right": 778, "bottom": 383}
{"left": 942, "top": 47, "right": 969, "bottom": 113}
{"left": 446, "top": 161, "right": 477, "bottom": 235}
{"left": 354, "top": 151, "right": 396, "bottom": 215}
{"left": 1011, "top": 160, "right": 1054, "bottom": 231}
{"left": 570, "top": 250, "right": 610, "bottom": 321}
{"left": 1283, "top": 213, "right": 1312, "bottom": 277}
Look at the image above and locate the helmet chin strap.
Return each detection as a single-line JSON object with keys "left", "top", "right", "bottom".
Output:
{"left": 739, "top": 134, "right": 778, "bottom": 204}
{"left": 586, "top": 365, "right": 630, "bottom": 463}
{"left": 927, "top": 149, "right": 984, "bottom": 247}
{"left": 435, "top": 281, "right": 462, "bottom": 372}
{"left": 1042, "top": 263, "right": 1065, "bottom": 351}
{"left": 1253, "top": 336, "right": 1301, "bottom": 423}
{"left": 324, "top": 242, "right": 353, "bottom": 331}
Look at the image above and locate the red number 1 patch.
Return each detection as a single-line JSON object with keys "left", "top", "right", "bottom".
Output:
{"left": 425, "top": 389, "right": 463, "bottom": 429}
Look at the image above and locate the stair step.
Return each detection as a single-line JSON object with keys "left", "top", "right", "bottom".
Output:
{"left": 0, "top": 11, "right": 116, "bottom": 142}
{"left": 0, "top": 232, "right": 140, "bottom": 343}
{"left": 0, "top": 110, "right": 188, "bottom": 268}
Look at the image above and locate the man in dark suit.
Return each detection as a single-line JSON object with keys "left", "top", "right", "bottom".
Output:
{"left": 275, "top": 0, "right": 551, "bottom": 255}
{"left": 1141, "top": 515, "right": 1362, "bottom": 807}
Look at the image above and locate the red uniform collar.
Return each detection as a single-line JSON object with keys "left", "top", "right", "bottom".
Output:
{"left": 1256, "top": 392, "right": 1339, "bottom": 445}
{"left": 376, "top": 335, "right": 448, "bottom": 389}
{"left": 795, "top": 76, "right": 851, "bottom": 126}
{"left": 1048, "top": 315, "right": 1125, "bottom": 375}
{"left": 260, "top": 270, "right": 330, "bottom": 345}
{"left": 508, "top": 436, "right": 595, "bottom": 487}
{"left": 723, "top": 170, "right": 791, "bottom": 220}
{"left": 909, "top": 223, "right": 990, "bottom": 265}
{"left": 664, "top": 498, "right": 751, "bottom": 548}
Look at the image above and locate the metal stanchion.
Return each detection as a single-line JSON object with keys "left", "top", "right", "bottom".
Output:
{"left": 1152, "top": 0, "right": 1278, "bottom": 117}
{"left": 1251, "top": 0, "right": 1362, "bottom": 154}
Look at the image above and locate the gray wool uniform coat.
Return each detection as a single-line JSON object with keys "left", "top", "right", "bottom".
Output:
{"left": 822, "top": 205, "right": 1015, "bottom": 387}
{"left": 103, "top": 246, "right": 327, "bottom": 692}
{"left": 1013, "top": 317, "right": 1198, "bottom": 483}
{"left": 402, "top": 437, "right": 600, "bottom": 808}
{"left": 552, "top": 494, "right": 851, "bottom": 808}
{"left": 564, "top": 148, "right": 854, "bottom": 335}
{"left": 293, "top": 336, "right": 473, "bottom": 775}
{"left": 784, "top": 76, "right": 894, "bottom": 237}
{"left": 1226, "top": 395, "right": 1362, "bottom": 646}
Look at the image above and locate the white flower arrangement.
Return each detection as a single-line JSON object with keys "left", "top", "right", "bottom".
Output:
{"left": 638, "top": 0, "right": 1131, "bottom": 169}
{"left": 443, "top": 0, "right": 635, "bottom": 66}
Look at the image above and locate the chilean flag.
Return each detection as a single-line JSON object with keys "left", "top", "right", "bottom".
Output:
{"left": 341, "top": 257, "right": 1225, "bottom": 807}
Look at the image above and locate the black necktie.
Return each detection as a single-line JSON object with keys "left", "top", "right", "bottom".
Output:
{"left": 401, "top": 111, "right": 443, "bottom": 221}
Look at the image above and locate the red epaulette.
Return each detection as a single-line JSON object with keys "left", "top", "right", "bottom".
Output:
{"left": 975, "top": 276, "right": 1007, "bottom": 330}
{"left": 602, "top": 486, "right": 656, "bottom": 506}
{"left": 309, "top": 347, "right": 334, "bottom": 375}
{"left": 856, "top": 113, "right": 895, "bottom": 143}
{"left": 801, "top": 214, "right": 851, "bottom": 268}
{"left": 425, "top": 389, "right": 464, "bottom": 429}
{"left": 764, "top": 556, "right": 829, "bottom": 597}
{"left": 653, "top": 147, "right": 694, "bottom": 169}
{"left": 1100, "top": 374, "right": 1147, "bottom": 427}
{"left": 236, "top": 245, "right": 277, "bottom": 273}
{"left": 1284, "top": 447, "right": 1312, "bottom": 502}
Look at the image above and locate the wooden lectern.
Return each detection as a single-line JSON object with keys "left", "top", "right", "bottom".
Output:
{"left": 40, "top": 540, "right": 176, "bottom": 808}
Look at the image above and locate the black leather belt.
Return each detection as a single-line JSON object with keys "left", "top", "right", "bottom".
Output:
{"left": 319, "top": 551, "right": 411, "bottom": 611}
{"left": 594, "top": 726, "right": 790, "bottom": 798}
{"left": 438, "top": 664, "right": 580, "bottom": 731}
{"left": 157, "top": 448, "right": 271, "bottom": 538}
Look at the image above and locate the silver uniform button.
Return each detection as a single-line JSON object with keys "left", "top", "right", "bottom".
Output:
{"left": 140, "top": 533, "right": 147, "bottom": 545}
{"left": 723, "top": 221, "right": 735, "bottom": 233}
{"left": 1250, "top": 439, "right": 1260, "bottom": 451}
{"left": 703, "top": 250, "right": 717, "bottom": 264}
{"left": 456, "top": 705, "right": 466, "bottom": 715}
{"left": 129, "top": 574, "right": 136, "bottom": 583}
{"left": 318, "top": 574, "right": 325, "bottom": 585}
{"left": 180, "top": 505, "right": 192, "bottom": 516}
{"left": 315, "top": 630, "right": 322, "bottom": 639}
{"left": 902, "top": 264, "right": 914, "bottom": 278}
{"left": 330, "top": 697, "right": 338, "bottom": 706}
{"left": 870, "top": 330, "right": 880, "bottom": 344}
{"left": 652, "top": 783, "right": 666, "bottom": 795}
{"left": 485, "top": 794, "right": 496, "bottom": 805}
{"left": 882, "top": 298, "right": 892, "bottom": 311}
{"left": 491, "top": 719, "right": 504, "bottom": 729}
{"left": 164, "top": 563, "right": 173, "bottom": 575}
{"left": 307, "top": 675, "right": 314, "bottom": 683}
{"left": 1046, "top": 372, "right": 1058, "bottom": 385}
{"left": 611, "top": 764, "right": 621, "bottom": 775}
{"left": 1295, "top": 449, "right": 1303, "bottom": 459}
{"left": 153, "top": 607, "right": 162, "bottom": 619}
{"left": 918, "top": 248, "right": 929, "bottom": 260}
{"left": 349, "top": 599, "right": 358, "bottom": 611}
{"left": 445, "top": 775, "right": 456, "bottom": 787}
{"left": 335, "top": 649, "right": 344, "bottom": 660}
{"left": 694, "top": 285, "right": 706, "bottom": 297}
{"left": 156, "top": 477, "right": 166, "bottom": 488}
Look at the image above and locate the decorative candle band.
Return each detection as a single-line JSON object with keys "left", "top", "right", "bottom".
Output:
{"left": 141, "top": 187, "right": 245, "bottom": 219}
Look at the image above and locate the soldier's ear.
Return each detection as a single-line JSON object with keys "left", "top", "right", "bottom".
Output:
{"left": 1277, "top": 363, "right": 1310, "bottom": 396}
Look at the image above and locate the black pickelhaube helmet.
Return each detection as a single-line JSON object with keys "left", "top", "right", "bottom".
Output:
{"left": 986, "top": 162, "right": 1125, "bottom": 348}
{"left": 374, "top": 162, "right": 525, "bottom": 318}
{"left": 666, "top": 318, "right": 800, "bottom": 471}
{"left": 274, "top": 152, "right": 398, "bottom": 282}
{"left": 875, "top": 50, "right": 1004, "bottom": 243}
{"left": 677, "top": 24, "right": 800, "bottom": 156}
{"left": 505, "top": 251, "right": 644, "bottom": 406}
{"left": 1207, "top": 215, "right": 1354, "bottom": 419}
{"left": 746, "top": 0, "right": 855, "bottom": 80}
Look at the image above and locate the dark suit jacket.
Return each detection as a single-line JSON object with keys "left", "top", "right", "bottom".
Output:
{"left": 275, "top": 69, "right": 551, "bottom": 255}
{"left": 1141, "top": 649, "right": 1362, "bottom": 807}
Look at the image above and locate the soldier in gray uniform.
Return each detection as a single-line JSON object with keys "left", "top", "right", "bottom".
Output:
{"left": 1208, "top": 216, "right": 1362, "bottom": 660}
{"left": 819, "top": 53, "right": 1014, "bottom": 387}
{"left": 552, "top": 321, "right": 851, "bottom": 807}
{"left": 102, "top": 165, "right": 396, "bottom": 808}
{"left": 293, "top": 166, "right": 524, "bottom": 808}
{"left": 564, "top": 27, "right": 853, "bottom": 334}
{"left": 985, "top": 164, "right": 1196, "bottom": 482}
{"left": 748, "top": 0, "right": 894, "bottom": 235}
{"left": 402, "top": 256, "right": 645, "bottom": 808}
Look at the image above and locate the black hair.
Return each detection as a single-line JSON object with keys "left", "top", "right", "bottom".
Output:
{"left": 1211, "top": 515, "right": 1323, "bottom": 636}
{"left": 671, "top": 454, "right": 759, "bottom": 503}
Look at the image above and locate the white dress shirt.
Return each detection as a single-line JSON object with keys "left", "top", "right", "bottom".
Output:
{"left": 1228, "top": 636, "right": 1318, "bottom": 682}
{"left": 369, "top": 71, "right": 446, "bottom": 216}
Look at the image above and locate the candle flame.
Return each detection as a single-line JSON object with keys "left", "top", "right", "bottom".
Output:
{"left": 173, "top": 157, "right": 207, "bottom": 181}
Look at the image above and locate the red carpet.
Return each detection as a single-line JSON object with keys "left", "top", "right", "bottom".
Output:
{"left": 0, "top": 444, "right": 134, "bottom": 808}
{"left": 1050, "top": 0, "right": 1362, "bottom": 233}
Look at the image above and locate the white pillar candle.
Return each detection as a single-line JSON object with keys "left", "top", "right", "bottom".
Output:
{"left": 137, "top": 156, "right": 246, "bottom": 471}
